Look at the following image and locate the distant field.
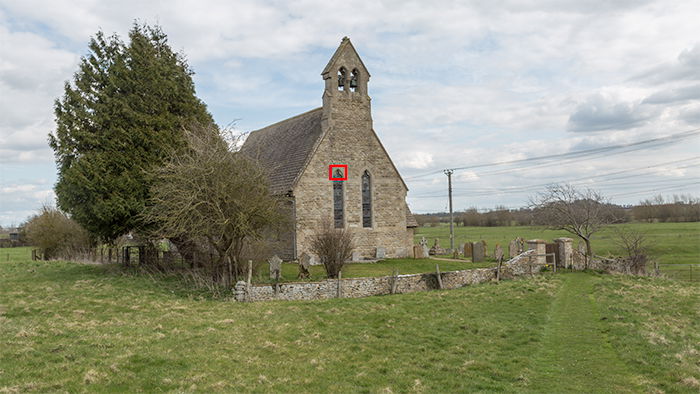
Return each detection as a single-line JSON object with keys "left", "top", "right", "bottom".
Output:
{"left": 1, "top": 257, "right": 698, "bottom": 392}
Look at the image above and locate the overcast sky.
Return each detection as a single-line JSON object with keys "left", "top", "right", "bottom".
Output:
{"left": 1, "top": 0, "right": 699, "bottom": 226}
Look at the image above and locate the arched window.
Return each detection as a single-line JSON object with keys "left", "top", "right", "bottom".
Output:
{"left": 333, "top": 169, "right": 344, "bottom": 228}
{"left": 337, "top": 67, "right": 347, "bottom": 91}
{"left": 350, "top": 69, "right": 359, "bottom": 92}
{"left": 362, "top": 170, "right": 372, "bottom": 228}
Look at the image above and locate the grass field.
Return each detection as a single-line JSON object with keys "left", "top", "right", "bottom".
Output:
{"left": 416, "top": 222, "right": 700, "bottom": 280}
{"left": 1, "top": 254, "right": 699, "bottom": 392}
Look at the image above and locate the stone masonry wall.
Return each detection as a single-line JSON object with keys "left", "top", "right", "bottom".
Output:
{"left": 293, "top": 65, "right": 411, "bottom": 259}
{"left": 235, "top": 250, "right": 540, "bottom": 302}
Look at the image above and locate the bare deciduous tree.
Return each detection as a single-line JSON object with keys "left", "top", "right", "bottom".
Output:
{"left": 531, "top": 184, "right": 620, "bottom": 268}
{"left": 614, "top": 226, "right": 650, "bottom": 274}
{"left": 144, "top": 125, "right": 282, "bottom": 286}
{"left": 310, "top": 220, "right": 354, "bottom": 279}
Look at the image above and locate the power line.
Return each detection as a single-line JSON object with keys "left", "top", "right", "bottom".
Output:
{"left": 405, "top": 127, "right": 700, "bottom": 180}
{"left": 409, "top": 156, "right": 700, "bottom": 198}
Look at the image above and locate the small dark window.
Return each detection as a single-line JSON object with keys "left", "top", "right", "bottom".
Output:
{"left": 333, "top": 171, "right": 344, "bottom": 228}
{"left": 362, "top": 170, "right": 372, "bottom": 228}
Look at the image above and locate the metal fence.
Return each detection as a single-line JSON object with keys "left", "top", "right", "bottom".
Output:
{"left": 657, "top": 264, "right": 700, "bottom": 282}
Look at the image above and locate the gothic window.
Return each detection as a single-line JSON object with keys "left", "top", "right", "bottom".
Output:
{"left": 333, "top": 169, "right": 344, "bottom": 228}
{"left": 362, "top": 170, "right": 372, "bottom": 228}
{"left": 350, "top": 69, "right": 359, "bottom": 92}
{"left": 337, "top": 67, "right": 347, "bottom": 91}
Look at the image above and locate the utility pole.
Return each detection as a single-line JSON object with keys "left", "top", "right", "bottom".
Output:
{"left": 444, "top": 169, "right": 454, "bottom": 254}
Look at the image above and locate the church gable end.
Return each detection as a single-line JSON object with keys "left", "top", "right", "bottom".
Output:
{"left": 242, "top": 37, "right": 416, "bottom": 260}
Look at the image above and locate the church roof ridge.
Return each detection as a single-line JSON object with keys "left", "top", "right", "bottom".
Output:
{"left": 248, "top": 107, "right": 322, "bottom": 134}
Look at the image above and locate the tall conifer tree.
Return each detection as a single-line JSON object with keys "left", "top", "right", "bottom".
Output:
{"left": 50, "top": 23, "right": 214, "bottom": 242}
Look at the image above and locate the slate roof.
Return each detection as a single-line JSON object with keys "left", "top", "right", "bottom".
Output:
{"left": 241, "top": 106, "right": 418, "bottom": 228}
{"left": 241, "top": 107, "right": 324, "bottom": 195}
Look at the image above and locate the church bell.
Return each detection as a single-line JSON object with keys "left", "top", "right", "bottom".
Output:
{"left": 338, "top": 74, "right": 345, "bottom": 88}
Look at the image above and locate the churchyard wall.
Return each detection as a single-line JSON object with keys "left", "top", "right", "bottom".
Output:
{"left": 234, "top": 249, "right": 541, "bottom": 302}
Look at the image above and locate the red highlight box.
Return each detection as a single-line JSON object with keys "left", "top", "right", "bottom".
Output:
{"left": 329, "top": 164, "right": 348, "bottom": 181}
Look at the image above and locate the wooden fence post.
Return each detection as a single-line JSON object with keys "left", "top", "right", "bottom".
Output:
{"left": 246, "top": 260, "right": 253, "bottom": 302}
{"left": 274, "top": 270, "right": 280, "bottom": 296}
{"left": 436, "top": 264, "right": 443, "bottom": 289}
{"left": 337, "top": 271, "right": 343, "bottom": 298}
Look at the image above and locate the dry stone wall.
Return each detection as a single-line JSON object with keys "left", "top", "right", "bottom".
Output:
{"left": 235, "top": 250, "right": 541, "bottom": 302}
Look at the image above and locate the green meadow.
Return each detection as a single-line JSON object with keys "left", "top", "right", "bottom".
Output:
{"left": 1, "top": 252, "right": 699, "bottom": 392}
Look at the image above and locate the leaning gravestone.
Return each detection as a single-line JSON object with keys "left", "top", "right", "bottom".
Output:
{"left": 298, "top": 253, "right": 311, "bottom": 279}
{"left": 509, "top": 239, "right": 519, "bottom": 258}
{"left": 376, "top": 247, "right": 386, "bottom": 259}
{"left": 464, "top": 242, "right": 473, "bottom": 259}
{"left": 268, "top": 255, "right": 282, "bottom": 280}
{"left": 472, "top": 241, "right": 485, "bottom": 262}
{"left": 494, "top": 244, "right": 504, "bottom": 263}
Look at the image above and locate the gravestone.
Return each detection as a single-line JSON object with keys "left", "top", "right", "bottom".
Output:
{"left": 420, "top": 237, "right": 430, "bottom": 258}
{"left": 464, "top": 242, "right": 473, "bottom": 259}
{"left": 509, "top": 239, "right": 519, "bottom": 258}
{"left": 472, "top": 241, "right": 485, "bottom": 262}
{"left": 268, "top": 255, "right": 282, "bottom": 280}
{"left": 458, "top": 243, "right": 464, "bottom": 256}
{"left": 298, "top": 253, "right": 312, "bottom": 279}
{"left": 413, "top": 245, "right": 424, "bottom": 259}
{"left": 494, "top": 244, "right": 504, "bottom": 262}
{"left": 352, "top": 251, "right": 362, "bottom": 262}
{"left": 375, "top": 247, "right": 386, "bottom": 259}
{"left": 516, "top": 237, "right": 525, "bottom": 253}
{"left": 482, "top": 240, "right": 488, "bottom": 257}
{"left": 429, "top": 238, "right": 445, "bottom": 255}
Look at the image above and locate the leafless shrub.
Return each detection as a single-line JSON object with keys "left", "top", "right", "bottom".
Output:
{"left": 143, "top": 124, "right": 282, "bottom": 287}
{"left": 614, "top": 226, "right": 650, "bottom": 275}
{"left": 310, "top": 221, "right": 354, "bottom": 279}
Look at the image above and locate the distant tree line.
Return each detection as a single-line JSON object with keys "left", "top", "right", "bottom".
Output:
{"left": 414, "top": 194, "right": 699, "bottom": 227}
{"left": 631, "top": 195, "right": 700, "bottom": 223}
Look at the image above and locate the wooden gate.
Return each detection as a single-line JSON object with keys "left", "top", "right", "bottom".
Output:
{"left": 545, "top": 243, "right": 559, "bottom": 265}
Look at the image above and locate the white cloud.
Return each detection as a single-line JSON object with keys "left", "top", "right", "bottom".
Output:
{"left": 396, "top": 151, "right": 433, "bottom": 169}
{"left": 1, "top": 0, "right": 699, "bottom": 221}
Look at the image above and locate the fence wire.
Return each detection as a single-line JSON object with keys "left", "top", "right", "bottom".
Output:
{"left": 657, "top": 264, "right": 700, "bottom": 282}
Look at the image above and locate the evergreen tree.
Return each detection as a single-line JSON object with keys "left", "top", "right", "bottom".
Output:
{"left": 50, "top": 23, "right": 214, "bottom": 242}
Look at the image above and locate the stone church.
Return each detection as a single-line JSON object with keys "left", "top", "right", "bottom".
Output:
{"left": 241, "top": 37, "right": 417, "bottom": 261}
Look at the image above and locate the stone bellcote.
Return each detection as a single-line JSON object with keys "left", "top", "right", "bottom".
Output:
{"left": 321, "top": 37, "right": 372, "bottom": 131}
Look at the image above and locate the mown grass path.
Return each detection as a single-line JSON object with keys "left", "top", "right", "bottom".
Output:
{"left": 526, "top": 273, "right": 642, "bottom": 392}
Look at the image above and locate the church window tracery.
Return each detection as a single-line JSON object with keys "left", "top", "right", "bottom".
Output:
{"left": 333, "top": 169, "right": 344, "bottom": 228}
{"left": 362, "top": 170, "right": 372, "bottom": 227}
